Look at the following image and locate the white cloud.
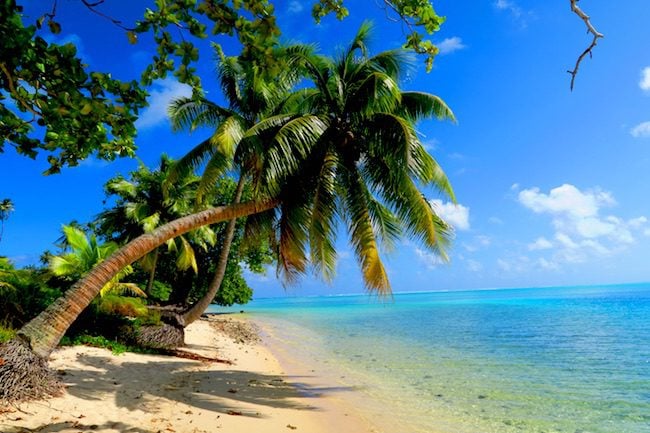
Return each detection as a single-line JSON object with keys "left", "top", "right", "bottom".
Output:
{"left": 518, "top": 184, "right": 648, "bottom": 270}
{"left": 137, "top": 79, "right": 193, "bottom": 130}
{"left": 287, "top": 1, "right": 303, "bottom": 14}
{"left": 463, "top": 235, "right": 491, "bottom": 252}
{"left": 437, "top": 37, "right": 466, "bottom": 55}
{"left": 415, "top": 248, "right": 446, "bottom": 269}
{"left": 518, "top": 184, "right": 614, "bottom": 218}
{"left": 495, "top": 0, "right": 513, "bottom": 9}
{"left": 494, "top": 0, "right": 530, "bottom": 26}
{"left": 497, "top": 256, "right": 530, "bottom": 273}
{"left": 429, "top": 199, "right": 470, "bottom": 231}
{"left": 528, "top": 237, "right": 553, "bottom": 251}
{"left": 640, "top": 67, "right": 650, "bottom": 92}
{"left": 537, "top": 258, "right": 559, "bottom": 271}
{"left": 489, "top": 217, "right": 504, "bottom": 225}
{"left": 630, "top": 121, "right": 650, "bottom": 138}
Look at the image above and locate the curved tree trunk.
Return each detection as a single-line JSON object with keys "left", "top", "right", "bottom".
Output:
{"left": 180, "top": 174, "right": 246, "bottom": 326}
{"left": 18, "top": 198, "right": 278, "bottom": 358}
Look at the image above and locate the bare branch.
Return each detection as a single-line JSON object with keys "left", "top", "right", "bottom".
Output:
{"left": 80, "top": 0, "right": 136, "bottom": 31}
{"left": 568, "top": 0, "right": 604, "bottom": 90}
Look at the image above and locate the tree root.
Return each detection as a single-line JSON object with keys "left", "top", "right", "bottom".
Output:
{"left": 0, "top": 339, "right": 64, "bottom": 405}
{"left": 134, "top": 324, "right": 185, "bottom": 350}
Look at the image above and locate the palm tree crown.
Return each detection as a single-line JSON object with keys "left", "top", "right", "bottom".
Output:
{"left": 253, "top": 22, "right": 456, "bottom": 295}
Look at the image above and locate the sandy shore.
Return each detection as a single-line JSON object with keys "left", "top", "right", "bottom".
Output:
{"left": 0, "top": 317, "right": 377, "bottom": 433}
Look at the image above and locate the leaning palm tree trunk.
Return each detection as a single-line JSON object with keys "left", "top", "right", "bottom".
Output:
{"left": 17, "top": 198, "right": 277, "bottom": 359}
{"left": 180, "top": 175, "right": 246, "bottom": 326}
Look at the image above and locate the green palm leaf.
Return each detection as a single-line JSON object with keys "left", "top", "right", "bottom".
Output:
{"left": 309, "top": 150, "right": 339, "bottom": 281}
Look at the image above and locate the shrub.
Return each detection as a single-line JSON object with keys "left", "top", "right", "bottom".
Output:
{"left": 0, "top": 323, "right": 16, "bottom": 343}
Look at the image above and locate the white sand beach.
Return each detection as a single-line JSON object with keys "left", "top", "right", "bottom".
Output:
{"left": 0, "top": 317, "right": 377, "bottom": 433}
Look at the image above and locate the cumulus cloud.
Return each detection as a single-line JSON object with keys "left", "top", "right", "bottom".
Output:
{"left": 630, "top": 121, "right": 650, "bottom": 138}
{"left": 518, "top": 184, "right": 615, "bottom": 218}
{"left": 429, "top": 199, "right": 470, "bottom": 231}
{"left": 136, "top": 79, "right": 193, "bottom": 130}
{"left": 518, "top": 184, "right": 647, "bottom": 270}
{"left": 437, "top": 37, "right": 466, "bottom": 55}
{"left": 640, "top": 67, "right": 650, "bottom": 92}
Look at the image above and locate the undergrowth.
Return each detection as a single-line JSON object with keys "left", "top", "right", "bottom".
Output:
{"left": 60, "top": 334, "right": 159, "bottom": 355}
{"left": 0, "top": 323, "right": 16, "bottom": 343}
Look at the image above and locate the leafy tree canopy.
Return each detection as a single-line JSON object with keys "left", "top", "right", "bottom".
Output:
{"left": 1, "top": 0, "right": 444, "bottom": 174}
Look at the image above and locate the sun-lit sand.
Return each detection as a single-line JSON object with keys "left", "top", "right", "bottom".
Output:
{"left": 0, "top": 317, "right": 376, "bottom": 433}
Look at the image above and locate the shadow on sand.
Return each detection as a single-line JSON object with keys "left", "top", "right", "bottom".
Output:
{"left": 1, "top": 349, "right": 357, "bottom": 433}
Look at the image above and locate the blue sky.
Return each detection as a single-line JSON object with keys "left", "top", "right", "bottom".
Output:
{"left": 2, "top": 1, "right": 650, "bottom": 298}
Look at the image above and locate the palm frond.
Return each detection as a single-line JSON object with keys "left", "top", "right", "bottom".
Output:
{"left": 104, "top": 178, "right": 137, "bottom": 198}
{"left": 344, "top": 20, "right": 373, "bottom": 62}
{"left": 100, "top": 282, "right": 147, "bottom": 298}
{"left": 340, "top": 167, "right": 391, "bottom": 296}
{"left": 367, "top": 198, "right": 402, "bottom": 251}
{"left": 263, "top": 115, "right": 329, "bottom": 191}
{"left": 277, "top": 197, "right": 311, "bottom": 285}
{"left": 140, "top": 212, "right": 160, "bottom": 233}
{"left": 349, "top": 71, "right": 401, "bottom": 116}
{"left": 195, "top": 152, "right": 233, "bottom": 205}
{"left": 309, "top": 150, "right": 339, "bottom": 281}
{"left": 399, "top": 91, "right": 455, "bottom": 123}
{"left": 165, "top": 137, "right": 216, "bottom": 188}
{"left": 61, "top": 226, "right": 90, "bottom": 254}
{"left": 49, "top": 254, "right": 80, "bottom": 278}
{"left": 168, "top": 96, "right": 232, "bottom": 132}
{"left": 176, "top": 235, "right": 198, "bottom": 274}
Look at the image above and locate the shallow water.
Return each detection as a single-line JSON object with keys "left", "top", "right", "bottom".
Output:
{"left": 211, "top": 284, "right": 650, "bottom": 433}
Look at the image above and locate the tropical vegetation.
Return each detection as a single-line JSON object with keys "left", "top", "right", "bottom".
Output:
{"left": 0, "top": 2, "right": 463, "bottom": 406}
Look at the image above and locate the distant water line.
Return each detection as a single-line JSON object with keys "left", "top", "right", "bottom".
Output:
{"left": 210, "top": 283, "right": 650, "bottom": 433}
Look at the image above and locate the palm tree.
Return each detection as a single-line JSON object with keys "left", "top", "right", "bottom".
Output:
{"left": 49, "top": 225, "right": 145, "bottom": 299}
{"left": 0, "top": 198, "right": 14, "bottom": 243}
{"left": 250, "top": 21, "right": 455, "bottom": 294}
{"left": 4, "top": 26, "right": 455, "bottom": 402}
{"left": 96, "top": 155, "right": 216, "bottom": 294}
{"left": 166, "top": 43, "right": 303, "bottom": 326}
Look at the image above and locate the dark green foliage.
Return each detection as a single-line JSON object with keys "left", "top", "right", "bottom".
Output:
{"left": 95, "top": 295, "right": 148, "bottom": 318}
{"left": 60, "top": 334, "right": 130, "bottom": 355}
{"left": 134, "top": 310, "right": 163, "bottom": 327}
{"left": 148, "top": 280, "right": 173, "bottom": 302}
{"left": 2, "top": 1, "right": 446, "bottom": 173}
{"left": 59, "top": 334, "right": 160, "bottom": 355}
{"left": 65, "top": 301, "right": 134, "bottom": 343}
{"left": 0, "top": 2, "right": 147, "bottom": 174}
{"left": 0, "top": 258, "right": 62, "bottom": 328}
{"left": 0, "top": 323, "right": 16, "bottom": 343}
{"left": 96, "top": 168, "right": 271, "bottom": 308}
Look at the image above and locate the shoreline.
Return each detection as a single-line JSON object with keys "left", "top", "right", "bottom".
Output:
{"left": 0, "top": 316, "right": 376, "bottom": 433}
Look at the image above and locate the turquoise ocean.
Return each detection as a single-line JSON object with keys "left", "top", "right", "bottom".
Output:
{"left": 211, "top": 284, "right": 650, "bottom": 433}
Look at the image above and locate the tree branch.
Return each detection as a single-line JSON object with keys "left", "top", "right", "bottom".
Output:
{"left": 0, "top": 63, "right": 40, "bottom": 120}
{"left": 79, "top": 0, "right": 136, "bottom": 31}
{"left": 568, "top": 0, "right": 604, "bottom": 90}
